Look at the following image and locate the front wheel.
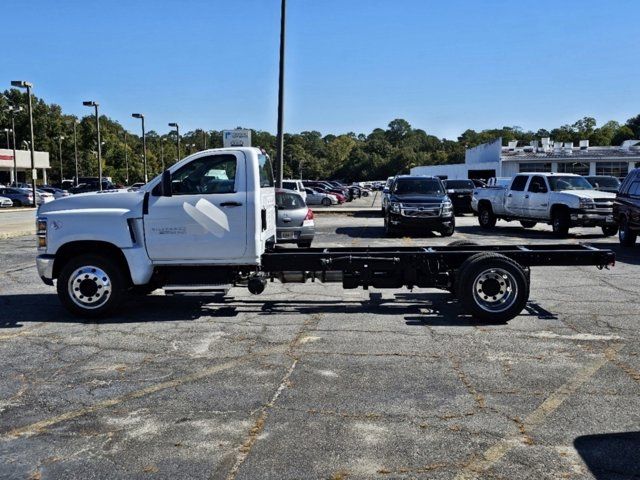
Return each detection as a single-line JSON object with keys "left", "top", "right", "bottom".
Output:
{"left": 384, "top": 216, "right": 397, "bottom": 236}
{"left": 618, "top": 217, "right": 637, "bottom": 247}
{"left": 57, "top": 254, "right": 127, "bottom": 318}
{"left": 601, "top": 225, "right": 618, "bottom": 237}
{"left": 439, "top": 218, "right": 455, "bottom": 237}
{"left": 552, "top": 210, "right": 570, "bottom": 237}
{"left": 478, "top": 205, "right": 497, "bottom": 229}
{"left": 456, "top": 253, "right": 529, "bottom": 323}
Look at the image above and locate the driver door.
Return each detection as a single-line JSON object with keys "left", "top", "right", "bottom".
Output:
{"left": 524, "top": 175, "right": 550, "bottom": 218}
{"left": 143, "top": 152, "right": 248, "bottom": 262}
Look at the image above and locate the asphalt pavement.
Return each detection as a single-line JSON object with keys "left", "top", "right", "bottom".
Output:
{"left": 1, "top": 212, "right": 639, "bottom": 479}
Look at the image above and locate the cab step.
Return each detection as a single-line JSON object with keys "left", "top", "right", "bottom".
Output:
{"left": 163, "top": 284, "right": 232, "bottom": 296}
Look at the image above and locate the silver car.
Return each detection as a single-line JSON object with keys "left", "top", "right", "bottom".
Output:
{"left": 276, "top": 189, "right": 315, "bottom": 248}
{"left": 304, "top": 188, "right": 337, "bottom": 206}
{"left": 0, "top": 195, "right": 13, "bottom": 208}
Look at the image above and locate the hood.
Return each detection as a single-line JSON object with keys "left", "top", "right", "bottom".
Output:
{"left": 390, "top": 194, "right": 446, "bottom": 203}
{"left": 557, "top": 189, "right": 616, "bottom": 200}
{"left": 38, "top": 189, "right": 145, "bottom": 215}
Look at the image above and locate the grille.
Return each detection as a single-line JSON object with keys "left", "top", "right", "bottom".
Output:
{"left": 401, "top": 203, "right": 442, "bottom": 217}
{"left": 593, "top": 198, "right": 614, "bottom": 210}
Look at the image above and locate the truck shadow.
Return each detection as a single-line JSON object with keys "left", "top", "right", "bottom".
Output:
{"left": 335, "top": 226, "right": 441, "bottom": 238}
{"left": 574, "top": 431, "right": 640, "bottom": 479}
{"left": 455, "top": 224, "right": 608, "bottom": 241}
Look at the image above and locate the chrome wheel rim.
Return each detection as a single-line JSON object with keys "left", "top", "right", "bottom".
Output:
{"left": 472, "top": 268, "right": 518, "bottom": 313}
{"left": 67, "top": 265, "right": 111, "bottom": 310}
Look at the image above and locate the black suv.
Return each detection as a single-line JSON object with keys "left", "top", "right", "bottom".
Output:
{"left": 444, "top": 179, "right": 475, "bottom": 215}
{"left": 614, "top": 168, "right": 640, "bottom": 247}
{"left": 384, "top": 175, "right": 454, "bottom": 236}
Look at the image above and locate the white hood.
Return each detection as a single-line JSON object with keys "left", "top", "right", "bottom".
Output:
{"left": 558, "top": 189, "right": 616, "bottom": 199}
{"left": 38, "top": 189, "right": 145, "bottom": 215}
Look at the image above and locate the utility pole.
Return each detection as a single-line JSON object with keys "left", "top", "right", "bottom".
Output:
{"left": 124, "top": 131, "right": 129, "bottom": 184}
{"left": 58, "top": 136, "right": 65, "bottom": 184}
{"left": 73, "top": 120, "right": 79, "bottom": 186}
{"left": 11, "top": 81, "right": 37, "bottom": 201}
{"left": 275, "top": 0, "right": 286, "bottom": 188}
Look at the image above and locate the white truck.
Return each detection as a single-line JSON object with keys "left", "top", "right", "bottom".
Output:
{"left": 35, "top": 148, "right": 614, "bottom": 322}
{"left": 471, "top": 173, "right": 618, "bottom": 236}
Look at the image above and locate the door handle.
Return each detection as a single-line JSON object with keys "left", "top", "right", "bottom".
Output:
{"left": 525, "top": 195, "right": 529, "bottom": 199}
{"left": 219, "top": 201, "right": 243, "bottom": 207}
{"left": 507, "top": 193, "right": 512, "bottom": 197}
{"left": 283, "top": 218, "right": 292, "bottom": 223}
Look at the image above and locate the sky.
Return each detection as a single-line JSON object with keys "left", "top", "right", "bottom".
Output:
{"left": 2, "top": 0, "right": 639, "bottom": 139}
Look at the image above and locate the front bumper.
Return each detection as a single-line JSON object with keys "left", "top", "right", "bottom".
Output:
{"left": 388, "top": 212, "right": 454, "bottom": 230}
{"left": 570, "top": 209, "right": 616, "bottom": 227}
{"left": 36, "top": 254, "right": 55, "bottom": 285}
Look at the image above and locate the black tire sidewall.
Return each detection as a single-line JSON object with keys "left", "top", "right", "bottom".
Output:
{"left": 552, "top": 211, "right": 569, "bottom": 236}
{"left": 619, "top": 217, "right": 637, "bottom": 247}
{"left": 57, "top": 254, "right": 126, "bottom": 318}
{"left": 322, "top": 198, "right": 331, "bottom": 206}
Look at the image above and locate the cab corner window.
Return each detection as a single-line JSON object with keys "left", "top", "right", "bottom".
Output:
{"left": 170, "top": 154, "right": 237, "bottom": 195}
{"left": 258, "top": 154, "right": 274, "bottom": 188}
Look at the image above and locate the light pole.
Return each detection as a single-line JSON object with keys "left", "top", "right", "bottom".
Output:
{"left": 10, "top": 81, "right": 37, "bottom": 202}
{"left": 7, "top": 106, "right": 22, "bottom": 185}
{"left": 132, "top": 113, "right": 147, "bottom": 182}
{"left": 58, "top": 136, "right": 65, "bottom": 185}
{"left": 123, "top": 131, "right": 129, "bottom": 184}
{"left": 275, "top": 0, "right": 286, "bottom": 188}
{"left": 160, "top": 137, "right": 165, "bottom": 171}
{"left": 168, "top": 122, "right": 180, "bottom": 161}
{"left": 72, "top": 119, "right": 79, "bottom": 186}
{"left": 82, "top": 101, "right": 102, "bottom": 191}
{"left": 202, "top": 129, "right": 207, "bottom": 150}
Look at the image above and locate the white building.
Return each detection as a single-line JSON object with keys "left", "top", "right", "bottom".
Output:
{"left": 411, "top": 137, "right": 640, "bottom": 181}
{"left": 0, "top": 148, "right": 51, "bottom": 185}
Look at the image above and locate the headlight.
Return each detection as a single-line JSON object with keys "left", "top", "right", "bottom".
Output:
{"left": 36, "top": 217, "right": 47, "bottom": 249}
{"left": 390, "top": 202, "right": 401, "bottom": 213}
{"left": 579, "top": 197, "right": 595, "bottom": 209}
{"left": 442, "top": 200, "right": 453, "bottom": 214}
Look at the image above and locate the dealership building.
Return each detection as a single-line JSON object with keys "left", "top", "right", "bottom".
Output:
{"left": 410, "top": 138, "right": 640, "bottom": 180}
{"left": 0, "top": 148, "right": 51, "bottom": 185}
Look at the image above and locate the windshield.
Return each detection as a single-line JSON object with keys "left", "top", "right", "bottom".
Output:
{"left": 445, "top": 180, "right": 474, "bottom": 189}
{"left": 586, "top": 177, "right": 620, "bottom": 188}
{"left": 548, "top": 176, "right": 594, "bottom": 191}
{"left": 393, "top": 178, "right": 444, "bottom": 195}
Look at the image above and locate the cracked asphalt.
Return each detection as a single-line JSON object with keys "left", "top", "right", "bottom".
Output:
{"left": 1, "top": 211, "right": 639, "bottom": 479}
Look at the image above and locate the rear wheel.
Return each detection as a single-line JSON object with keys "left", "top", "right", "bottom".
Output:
{"left": 439, "top": 217, "right": 455, "bottom": 237}
{"left": 618, "top": 217, "right": 637, "bottom": 247}
{"left": 478, "top": 205, "right": 497, "bottom": 229}
{"left": 12, "top": 199, "right": 22, "bottom": 207}
{"left": 321, "top": 197, "right": 331, "bottom": 206}
{"left": 520, "top": 220, "right": 537, "bottom": 229}
{"left": 601, "top": 225, "right": 618, "bottom": 237}
{"left": 456, "top": 253, "right": 529, "bottom": 323}
{"left": 552, "top": 209, "right": 570, "bottom": 237}
{"left": 57, "top": 254, "right": 127, "bottom": 318}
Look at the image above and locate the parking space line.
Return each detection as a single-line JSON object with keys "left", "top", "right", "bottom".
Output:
{"left": 453, "top": 343, "right": 624, "bottom": 480}
{"left": 5, "top": 344, "right": 287, "bottom": 438}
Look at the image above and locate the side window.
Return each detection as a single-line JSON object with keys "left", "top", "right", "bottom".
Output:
{"left": 510, "top": 176, "right": 529, "bottom": 191}
{"left": 258, "top": 154, "right": 274, "bottom": 188}
{"left": 629, "top": 181, "right": 640, "bottom": 198}
{"left": 171, "top": 154, "right": 237, "bottom": 195}
{"left": 528, "top": 176, "right": 548, "bottom": 193}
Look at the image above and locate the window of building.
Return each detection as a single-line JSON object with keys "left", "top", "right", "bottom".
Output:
{"left": 557, "top": 162, "right": 590, "bottom": 176}
{"left": 519, "top": 163, "right": 551, "bottom": 173}
{"left": 596, "top": 162, "right": 629, "bottom": 179}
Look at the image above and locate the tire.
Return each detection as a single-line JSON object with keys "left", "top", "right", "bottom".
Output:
{"left": 478, "top": 205, "right": 497, "bottom": 229}
{"left": 601, "top": 225, "right": 618, "bottom": 237}
{"left": 618, "top": 217, "right": 637, "bottom": 247}
{"left": 13, "top": 199, "right": 22, "bottom": 207}
{"left": 551, "top": 209, "right": 570, "bottom": 237}
{"left": 57, "top": 253, "right": 127, "bottom": 318}
{"left": 520, "top": 220, "right": 537, "bottom": 229}
{"left": 297, "top": 240, "right": 312, "bottom": 248}
{"left": 321, "top": 197, "right": 331, "bottom": 206}
{"left": 447, "top": 240, "right": 479, "bottom": 247}
{"left": 384, "top": 216, "right": 397, "bottom": 236}
{"left": 439, "top": 217, "right": 455, "bottom": 237}
{"left": 456, "top": 253, "right": 529, "bottom": 323}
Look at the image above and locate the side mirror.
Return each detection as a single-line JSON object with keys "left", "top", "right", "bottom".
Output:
{"left": 383, "top": 188, "right": 389, "bottom": 194}
{"left": 161, "top": 170, "right": 172, "bottom": 197}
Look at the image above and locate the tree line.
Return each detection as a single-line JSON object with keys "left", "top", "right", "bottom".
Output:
{"left": 1, "top": 89, "right": 639, "bottom": 185}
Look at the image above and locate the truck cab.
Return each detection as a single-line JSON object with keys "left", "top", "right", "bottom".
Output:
{"left": 36, "top": 147, "right": 276, "bottom": 315}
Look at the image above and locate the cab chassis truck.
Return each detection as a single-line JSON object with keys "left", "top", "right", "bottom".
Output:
{"left": 36, "top": 148, "right": 615, "bottom": 322}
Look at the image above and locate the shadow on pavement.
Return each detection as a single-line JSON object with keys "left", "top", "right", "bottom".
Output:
{"left": 456, "top": 224, "right": 608, "bottom": 241}
{"left": 574, "top": 431, "right": 640, "bottom": 479}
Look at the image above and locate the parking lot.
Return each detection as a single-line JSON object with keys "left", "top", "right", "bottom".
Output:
{"left": 1, "top": 210, "right": 639, "bottom": 479}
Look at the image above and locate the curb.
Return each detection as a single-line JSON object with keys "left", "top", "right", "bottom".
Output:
{"left": 0, "top": 230, "right": 34, "bottom": 240}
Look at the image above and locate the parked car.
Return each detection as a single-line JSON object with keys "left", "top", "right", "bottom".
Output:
{"left": 472, "top": 173, "right": 617, "bottom": 236}
{"left": 381, "top": 176, "right": 395, "bottom": 213}
{"left": 585, "top": 176, "right": 621, "bottom": 194}
{"left": 384, "top": 175, "right": 455, "bottom": 236}
{"left": 282, "top": 179, "right": 307, "bottom": 201}
{"left": 303, "top": 181, "right": 350, "bottom": 201}
{"left": 128, "top": 182, "right": 146, "bottom": 191}
{"left": 314, "top": 186, "right": 345, "bottom": 203}
{"left": 0, "top": 187, "right": 34, "bottom": 206}
{"left": 69, "top": 181, "right": 116, "bottom": 194}
{"left": 40, "top": 186, "right": 71, "bottom": 199}
{"left": 36, "top": 189, "right": 55, "bottom": 204}
{"left": 444, "top": 179, "right": 476, "bottom": 215}
{"left": 304, "top": 188, "right": 338, "bottom": 206}
{"left": 275, "top": 189, "right": 315, "bottom": 248}
{"left": 0, "top": 195, "right": 13, "bottom": 208}
{"left": 613, "top": 168, "right": 640, "bottom": 247}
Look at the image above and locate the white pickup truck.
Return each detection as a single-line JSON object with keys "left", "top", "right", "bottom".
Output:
{"left": 34, "top": 148, "right": 615, "bottom": 322}
{"left": 471, "top": 172, "right": 617, "bottom": 236}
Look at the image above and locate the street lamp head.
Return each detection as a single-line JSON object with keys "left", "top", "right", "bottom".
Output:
{"left": 168, "top": 122, "right": 178, "bottom": 128}
{"left": 59, "top": 136, "right": 65, "bottom": 140}
{"left": 132, "top": 113, "right": 144, "bottom": 119}
{"left": 82, "top": 101, "right": 98, "bottom": 107}
{"left": 11, "top": 80, "right": 32, "bottom": 88}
